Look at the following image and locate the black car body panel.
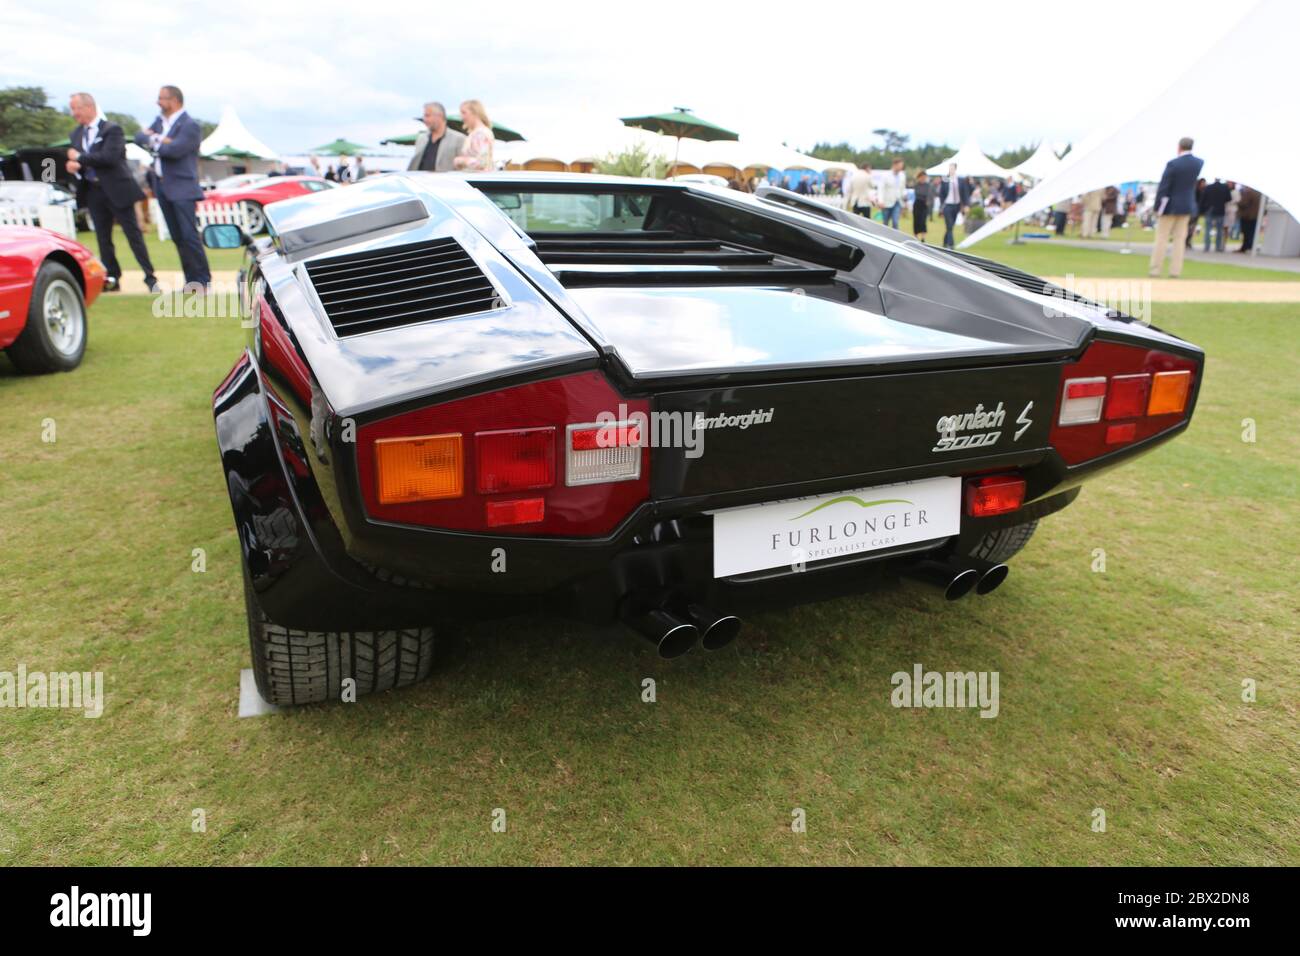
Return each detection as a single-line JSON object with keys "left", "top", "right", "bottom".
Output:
{"left": 212, "top": 172, "right": 1204, "bottom": 634}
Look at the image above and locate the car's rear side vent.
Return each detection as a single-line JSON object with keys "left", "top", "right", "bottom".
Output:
{"left": 304, "top": 237, "right": 499, "bottom": 336}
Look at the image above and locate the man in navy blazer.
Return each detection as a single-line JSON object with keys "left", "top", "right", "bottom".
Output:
{"left": 1149, "top": 137, "right": 1204, "bottom": 278}
{"left": 67, "top": 92, "right": 158, "bottom": 292}
{"left": 134, "top": 85, "right": 211, "bottom": 287}
{"left": 938, "top": 163, "right": 973, "bottom": 249}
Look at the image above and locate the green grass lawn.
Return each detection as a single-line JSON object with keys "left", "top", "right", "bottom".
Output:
{"left": 965, "top": 237, "right": 1300, "bottom": 282}
{"left": 892, "top": 212, "right": 1300, "bottom": 281}
{"left": 0, "top": 296, "right": 1296, "bottom": 865}
{"left": 75, "top": 228, "right": 245, "bottom": 274}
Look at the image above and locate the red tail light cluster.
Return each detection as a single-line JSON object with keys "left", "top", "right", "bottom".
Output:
{"left": 1050, "top": 340, "right": 1199, "bottom": 465}
{"left": 965, "top": 474, "right": 1026, "bottom": 517}
{"left": 356, "top": 372, "right": 650, "bottom": 535}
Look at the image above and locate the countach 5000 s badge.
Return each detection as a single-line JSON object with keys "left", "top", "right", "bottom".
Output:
{"left": 933, "top": 402, "right": 1006, "bottom": 453}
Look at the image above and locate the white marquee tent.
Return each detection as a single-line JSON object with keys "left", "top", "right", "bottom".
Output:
{"left": 1012, "top": 141, "right": 1064, "bottom": 181}
{"left": 926, "top": 138, "right": 1008, "bottom": 178}
{"left": 961, "top": 0, "right": 1298, "bottom": 248}
{"left": 199, "top": 106, "right": 279, "bottom": 161}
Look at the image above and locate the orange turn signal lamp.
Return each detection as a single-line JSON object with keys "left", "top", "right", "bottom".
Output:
{"left": 375, "top": 433, "right": 463, "bottom": 505}
{"left": 1147, "top": 370, "right": 1192, "bottom": 416}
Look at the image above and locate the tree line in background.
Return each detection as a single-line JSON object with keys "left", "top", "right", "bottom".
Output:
{"left": 810, "top": 128, "right": 1043, "bottom": 174}
{"left": 0, "top": 86, "right": 215, "bottom": 151}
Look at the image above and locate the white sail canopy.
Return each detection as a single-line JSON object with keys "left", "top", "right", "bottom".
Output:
{"left": 961, "top": 0, "right": 1298, "bottom": 248}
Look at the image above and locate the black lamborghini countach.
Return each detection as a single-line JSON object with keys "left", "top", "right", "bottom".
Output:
{"left": 204, "top": 172, "right": 1203, "bottom": 705}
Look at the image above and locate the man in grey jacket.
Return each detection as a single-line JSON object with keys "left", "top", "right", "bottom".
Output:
{"left": 407, "top": 102, "right": 467, "bottom": 172}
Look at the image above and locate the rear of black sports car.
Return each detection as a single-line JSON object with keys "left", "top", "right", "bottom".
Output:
{"left": 211, "top": 173, "right": 1204, "bottom": 705}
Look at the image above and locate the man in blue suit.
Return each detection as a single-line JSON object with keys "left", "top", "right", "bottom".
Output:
{"left": 1149, "top": 137, "right": 1204, "bottom": 278}
{"left": 135, "top": 85, "right": 211, "bottom": 288}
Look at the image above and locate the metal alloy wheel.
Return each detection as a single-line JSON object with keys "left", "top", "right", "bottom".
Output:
{"left": 43, "top": 278, "right": 85, "bottom": 358}
{"left": 242, "top": 201, "right": 266, "bottom": 234}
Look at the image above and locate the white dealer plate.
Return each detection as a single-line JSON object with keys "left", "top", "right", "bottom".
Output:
{"left": 711, "top": 476, "right": 960, "bottom": 578}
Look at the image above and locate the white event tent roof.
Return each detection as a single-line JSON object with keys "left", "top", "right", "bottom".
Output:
{"left": 200, "top": 105, "right": 279, "bottom": 160}
{"left": 925, "top": 138, "right": 1008, "bottom": 178}
{"left": 1012, "top": 141, "right": 1064, "bottom": 181}
{"left": 961, "top": 0, "right": 1297, "bottom": 248}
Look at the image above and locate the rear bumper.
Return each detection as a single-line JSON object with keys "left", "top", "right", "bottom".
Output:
{"left": 215, "top": 350, "right": 1083, "bottom": 630}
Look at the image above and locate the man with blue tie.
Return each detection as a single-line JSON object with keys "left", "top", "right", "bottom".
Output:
{"left": 1149, "top": 137, "right": 1204, "bottom": 278}
{"left": 134, "top": 85, "right": 211, "bottom": 289}
{"left": 66, "top": 92, "right": 158, "bottom": 293}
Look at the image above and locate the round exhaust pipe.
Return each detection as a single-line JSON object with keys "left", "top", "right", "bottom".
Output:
{"left": 965, "top": 557, "right": 1010, "bottom": 595}
{"left": 900, "top": 559, "right": 980, "bottom": 601}
{"left": 684, "top": 604, "right": 743, "bottom": 650}
{"left": 623, "top": 607, "right": 700, "bottom": 658}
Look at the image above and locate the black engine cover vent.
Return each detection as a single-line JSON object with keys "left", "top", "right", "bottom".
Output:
{"left": 304, "top": 237, "right": 499, "bottom": 336}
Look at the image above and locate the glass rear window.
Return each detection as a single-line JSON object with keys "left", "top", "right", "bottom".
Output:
{"left": 484, "top": 190, "right": 655, "bottom": 232}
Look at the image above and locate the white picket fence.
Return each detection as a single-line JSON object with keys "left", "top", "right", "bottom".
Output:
{"left": 0, "top": 204, "right": 78, "bottom": 239}
{"left": 151, "top": 200, "right": 248, "bottom": 242}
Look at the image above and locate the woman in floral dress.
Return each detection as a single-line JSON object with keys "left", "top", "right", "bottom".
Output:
{"left": 453, "top": 100, "right": 494, "bottom": 172}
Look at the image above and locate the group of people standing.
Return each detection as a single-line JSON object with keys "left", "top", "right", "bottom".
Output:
{"left": 406, "top": 100, "right": 494, "bottom": 172}
{"left": 845, "top": 159, "right": 977, "bottom": 248}
{"left": 1188, "top": 177, "right": 1260, "bottom": 254}
{"left": 67, "top": 85, "right": 210, "bottom": 292}
{"left": 1144, "top": 137, "right": 1261, "bottom": 277}
{"left": 64, "top": 91, "right": 502, "bottom": 295}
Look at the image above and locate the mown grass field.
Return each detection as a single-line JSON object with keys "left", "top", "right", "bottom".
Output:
{"left": 74, "top": 228, "right": 245, "bottom": 274}
{"left": 0, "top": 277, "right": 1296, "bottom": 865}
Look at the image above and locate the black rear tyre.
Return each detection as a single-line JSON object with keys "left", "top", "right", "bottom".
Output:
{"left": 964, "top": 520, "right": 1039, "bottom": 564}
{"left": 6, "top": 262, "right": 87, "bottom": 374}
{"left": 242, "top": 570, "right": 436, "bottom": 706}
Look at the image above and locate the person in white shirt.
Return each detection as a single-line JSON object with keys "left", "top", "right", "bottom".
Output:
{"left": 877, "top": 157, "right": 907, "bottom": 229}
{"left": 846, "top": 163, "right": 877, "bottom": 220}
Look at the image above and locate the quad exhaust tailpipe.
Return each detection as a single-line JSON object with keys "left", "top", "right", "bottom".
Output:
{"left": 622, "top": 605, "right": 700, "bottom": 658}
{"left": 621, "top": 597, "right": 743, "bottom": 656}
{"left": 901, "top": 555, "right": 1008, "bottom": 600}
{"left": 682, "top": 603, "right": 743, "bottom": 651}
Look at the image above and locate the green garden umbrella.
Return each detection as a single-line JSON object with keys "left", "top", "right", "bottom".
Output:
{"left": 448, "top": 115, "right": 524, "bottom": 142}
{"left": 382, "top": 116, "right": 525, "bottom": 146}
{"left": 620, "top": 107, "right": 739, "bottom": 173}
{"left": 205, "top": 146, "right": 261, "bottom": 160}
{"left": 311, "top": 138, "right": 370, "bottom": 156}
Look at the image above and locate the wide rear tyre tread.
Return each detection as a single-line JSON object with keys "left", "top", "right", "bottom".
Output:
{"left": 965, "top": 520, "right": 1039, "bottom": 564}
{"left": 243, "top": 574, "right": 435, "bottom": 706}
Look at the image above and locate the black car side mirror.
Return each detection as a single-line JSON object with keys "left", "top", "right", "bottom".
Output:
{"left": 203, "top": 223, "right": 253, "bottom": 249}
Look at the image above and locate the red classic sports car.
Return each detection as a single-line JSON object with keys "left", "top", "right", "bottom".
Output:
{"left": 202, "top": 176, "right": 337, "bottom": 233}
{"left": 0, "top": 225, "right": 104, "bottom": 374}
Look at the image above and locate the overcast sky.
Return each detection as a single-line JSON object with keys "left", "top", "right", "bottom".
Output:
{"left": 2, "top": 0, "right": 1254, "bottom": 156}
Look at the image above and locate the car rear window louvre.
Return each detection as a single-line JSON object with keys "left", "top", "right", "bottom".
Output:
{"left": 943, "top": 248, "right": 1128, "bottom": 319}
{"left": 305, "top": 237, "right": 499, "bottom": 336}
{"left": 525, "top": 230, "right": 838, "bottom": 289}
